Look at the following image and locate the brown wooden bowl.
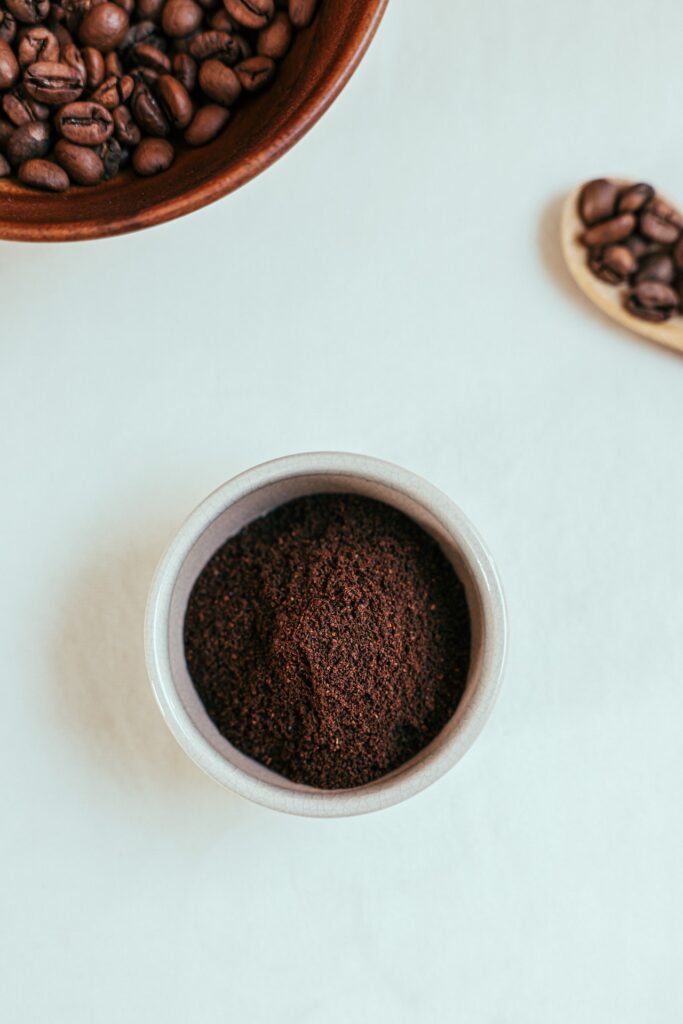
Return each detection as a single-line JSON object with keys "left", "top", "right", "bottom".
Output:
{"left": 0, "top": 0, "right": 388, "bottom": 243}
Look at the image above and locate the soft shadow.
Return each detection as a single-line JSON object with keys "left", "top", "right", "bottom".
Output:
{"left": 52, "top": 522, "right": 247, "bottom": 815}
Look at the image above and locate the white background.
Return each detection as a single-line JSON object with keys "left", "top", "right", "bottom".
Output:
{"left": 2, "top": 0, "right": 683, "bottom": 1018}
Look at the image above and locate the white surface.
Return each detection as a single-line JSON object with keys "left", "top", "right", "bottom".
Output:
{"left": 2, "top": 0, "right": 682, "bottom": 1018}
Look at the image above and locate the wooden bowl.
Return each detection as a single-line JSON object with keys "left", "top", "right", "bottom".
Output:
{"left": 0, "top": 0, "right": 388, "bottom": 243}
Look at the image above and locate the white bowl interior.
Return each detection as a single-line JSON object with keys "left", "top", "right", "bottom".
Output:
{"left": 165, "top": 471, "right": 487, "bottom": 798}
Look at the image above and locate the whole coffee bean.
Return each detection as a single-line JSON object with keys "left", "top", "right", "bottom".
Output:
{"left": 54, "top": 137, "right": 105, "bottom": 183}
{"left": 578, "top": 178, "right": 618, "bottom": 227}
{"left": 130, "top": 41, "right": 170, "bottom": 71}
{"left": 0, "top": 153, "right": 10, "bottom": 175}
{"left": 131, "top": 65, "right": 158, "bottom": 86}
{"left": 18, "top": 157, "right": 69, "bottom": 189}
{"left": 288, "top": 0, "right": 317, "bottom": 28}
{"left": 112, "top": 102, "right": 140, "bottom": 144}
{"left": 162, "top": 0, "right": 202, "bottom": 37}
{"left": 136, "top": 0, "right": 165, "bottom": 20}
{"left": 235, "top": 54, "right": 274, "bottom": 90}
{"left": 78, "top": 3, "right": 129, "bottom": 51}
{"left": 6, "top": 119, "right": 50, "bottom": 164}
{"left": 172, "top": 51, "right": 196, "bottom": 90}
{"left": 56, "top": 100, "right": 113, "bottom": 143}
{"left": 17, "top": 26, "right": 59, "bottom": 66}
{"left": 121, "top": 19, "right": 165, "bottom": 52}
{"left": 257, "top": 10, "right": 291, "bottom": 58}
{"left": 132, "top": 134, "right": 173, "bottom": 174}
{"left": 3, "top": 89, "right": 38, "bottom": 125}
{"left": 588, "top": 244, "right": 636, "bottom": 284}
{"left": 626, "top": 280, "right": 679, "bottom": 322}
{"left": 104, "top": 50, "right": 123, "bottom": 76}
{"left": 635, "top": 252, "right": 674, "bottom": 285}
{"left": 5, "top": 0, "right": 50, "bottom": 26}
{"left": 23, "top": 60, "right": 85, "bottom": 103}
{"left": 618, "top": 182, "right": 654, "bottom": 214}
{"left": 198, "top": 58, "right": 240, "bottom": 105}
{"left": 157, "top": 73, "right": 193, "bottom": 127}
{"left": 92, "top": 72, "right": 133, "bottom": 107}
{"left": 183, "top": 101, "right": 228, "bottom": 145}
{"left": 0, "top": 11, "right": 17, "bottom": 44}
{"left": 60, "top": 41, "right": 87, "bottom": 81}
{"left": 224, "top": 0, "right": 273, "bottom": 30}
{"left": 0, "top": 38, "right": 20, "bottom": 87}
{"left": 583, "top": 213, "right": 636, "bottom": 247}
{"left": 640, "top": 209, "right": 680, "bottom": 246}
{"left": 82, "top": 45, "right": 105, "bottom": 87}
{"left": 648, "top": 195, "right": 683, "bottom": 230}
{"left": 95, "top": 134, "right": 121, "bottom": 177}
{"left": 62, "top": 0, "right": 90, "bottom": 31}
{"left": 131, "top": 81, "right": 168, "bottom": 134}
{"left": 188, "top": 30, "right": 240, "bottom": 62}
{"left": 0, "top": 118, "right": 15, "bottom": 148}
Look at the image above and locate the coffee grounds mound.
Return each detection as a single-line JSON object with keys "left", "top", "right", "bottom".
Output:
{"left": 183, "top": 493, "right": 471, "bottom": 790}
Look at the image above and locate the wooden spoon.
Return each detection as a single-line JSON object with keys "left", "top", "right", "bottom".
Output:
{"left": 561, "top": 178, "right": 683, "bottom": 355}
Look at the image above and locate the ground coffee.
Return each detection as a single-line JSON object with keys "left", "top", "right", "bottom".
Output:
{"left": 183, "top": 493, "right": 471, "bottom": 790}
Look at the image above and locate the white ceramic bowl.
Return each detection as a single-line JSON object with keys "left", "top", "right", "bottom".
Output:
{"left": 145, "top": 453, "right": 507, "bottom": 817}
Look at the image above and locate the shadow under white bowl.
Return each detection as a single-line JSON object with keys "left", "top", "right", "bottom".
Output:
{"left": 145, "top": 453, "right": 507, "bottom": 817}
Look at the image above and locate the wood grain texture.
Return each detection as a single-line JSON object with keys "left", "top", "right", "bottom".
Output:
{"left": 0, "top": 0, "right": 388, "bottom": 243}
{"left": 562, "top": 179, "right": 683, "bottom": 355}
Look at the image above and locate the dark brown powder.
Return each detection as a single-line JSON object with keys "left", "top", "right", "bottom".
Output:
{"left": 183, "top": 493, "right": 471, "bottom": 790}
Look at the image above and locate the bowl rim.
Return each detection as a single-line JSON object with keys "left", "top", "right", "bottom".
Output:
{"left": 0, "top": 0, "right": 389, "bottom": 243}
{"left": 144, "top": 452, "right": 508, "bottom": 817}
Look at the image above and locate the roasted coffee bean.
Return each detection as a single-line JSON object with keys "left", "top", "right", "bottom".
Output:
{"left": 121, "top": 19, "right": 164, "bottom": 52}
{"left": 626, "top": 280, "right": 679, "bottom": 322}
{"left": 188, "top": 30, "right": 240, "bottom": 62}
{"left": 673, "top": 237, "right": 683, "bottom": 273}
{"left": 130, "top": 41, "right": 170, "bottom": 71}
{"left": 18, "top": 156, "right": 68, "bottom": 189}
{"left": 17, "top": 26, "right": 59, "bottom": 66}
{"left": 114, "top": 0, "right": 135, "bottom": 15}
{"left": 132, "top": 134, "right": 172, "bottom": 173}
{"left": 0, "top": 118, "right": 15, "bottom": 148}
{"left": 5, "top": 0, "right": 50, "bottom": 26}
{"left": 623, "top": 234, "right": 649, "bottom": 261}
{"left": 635, "top": 252, "right": 674, "bottom": 285}
{"left": 224, "top": 0, "right": 273, "bottom": 30}
{"left": 56, "top": 99, "right": 113, "bottom": 142}
{"left": 6, "top": 118, "right": 50, "bottom": 164}
{"left": 136, "top": 0, "right": 165, "bottom": 21}
{"left": 130, "top": 80, "right": 168, "bottom": 134}
{"left": 588, "top": 244, "right": 636, "bottom": 284}
{"left": 618, "top": 182, "right": 654, "bottom": 215}
{"left": 162, "top": 0, "right": 202, "bottom": 37}
{"left": 639, "top": 209, "right": 680, "bottom": 246}
{"left": 288, "top": 0, "right": 317, "bottom": 28}
{"left": 235, "top": 54, "right": 274, "bottom": 90}
{"left": 91, "top": 72, "right": 133, "bottom": 107}
{"left": 0, "top": 153, "right": 10, "bottom": 175}
{"left": 257, "top": 10, "right": 291, "bottom": 58}
{"left": 112, "top": 102, "right": 140, "bottom": 144}
{"left": 0, "top": 11, "right": 17, "bottom": 44}
{"left": 172, "top": 51, "right": 196, "bottom": 90}
{"left": 54, "top": 137, "right": 104, "bottom": 183}
{"left": 648, "top": 195, "right": 683, "bottom": 230}
{"left": 95, "top": 133, "right": 121, "bottom": 177}
{"left": 78, "top": 2, "right": 128, "bottom": 50}
{"left": 3, "top": 89, "right": 38, "bottom": 125}
{"left": 198, "top": 58, "right": 240, "bottom": 105}
{"left": 578, "top": 178, "right": 618, "bottom": 227}
{"left": 23, "top": 60, "right": 85, "bottom": 103}
{"left": 131, "top": 65, "right": 158, "bottom": 85}
{"left": 157, "top": 72, "right": 192, "bottom": 127}
{"left": 60, "top": 41, "right": 87, "bottom": 80}
{"left": 583, "top": 213, "right": 636, "bottom": 247}
{"left": 62, "top": 0, "right": 90, "bottom": 32}
{"left": 82, "top": 45, "right": 105, "bottom": 86}
{"left": 0, "top": 37, "right": 20, "bottom": 87}
{"left": 104, "top": 50, "right": 123, "bottom": 76}
{"left": 183, "top": 101, "right": 227, "bottom": 144}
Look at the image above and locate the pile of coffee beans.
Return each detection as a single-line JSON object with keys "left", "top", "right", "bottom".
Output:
{"left": 184, "top": 494, "right": 471, "bottom": 790}
{"left": 578, "top": 179, "right": 683, "bottom": 323}
{"left": 0, "top": 0, "right": 319, "bottom": 191}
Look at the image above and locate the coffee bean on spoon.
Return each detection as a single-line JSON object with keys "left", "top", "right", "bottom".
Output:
{"left": 224, "top": 0, "right": 274, "bottom": 31}
{"left": 132, "top": 134, "right": 173, "bottom": 174}
{"left": 562, "top": 176, "right": 683, "bottom": 352}
{"left": 54, "top": 137, "right": 105, "bottom": 183}
{"left": 56, "top": 100, "right": 113, "bottom": 144}
{"left": 288, "top": 0, "right": 318, "bottom": 28}
{"left": 5, "top": 119, "right": 50, "bottom": 164}
{"left": 18, "top": 156, "right": 69, "bottom": 189}
{"left": 184, "top": 102, "right": 228, "bottom": 145}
